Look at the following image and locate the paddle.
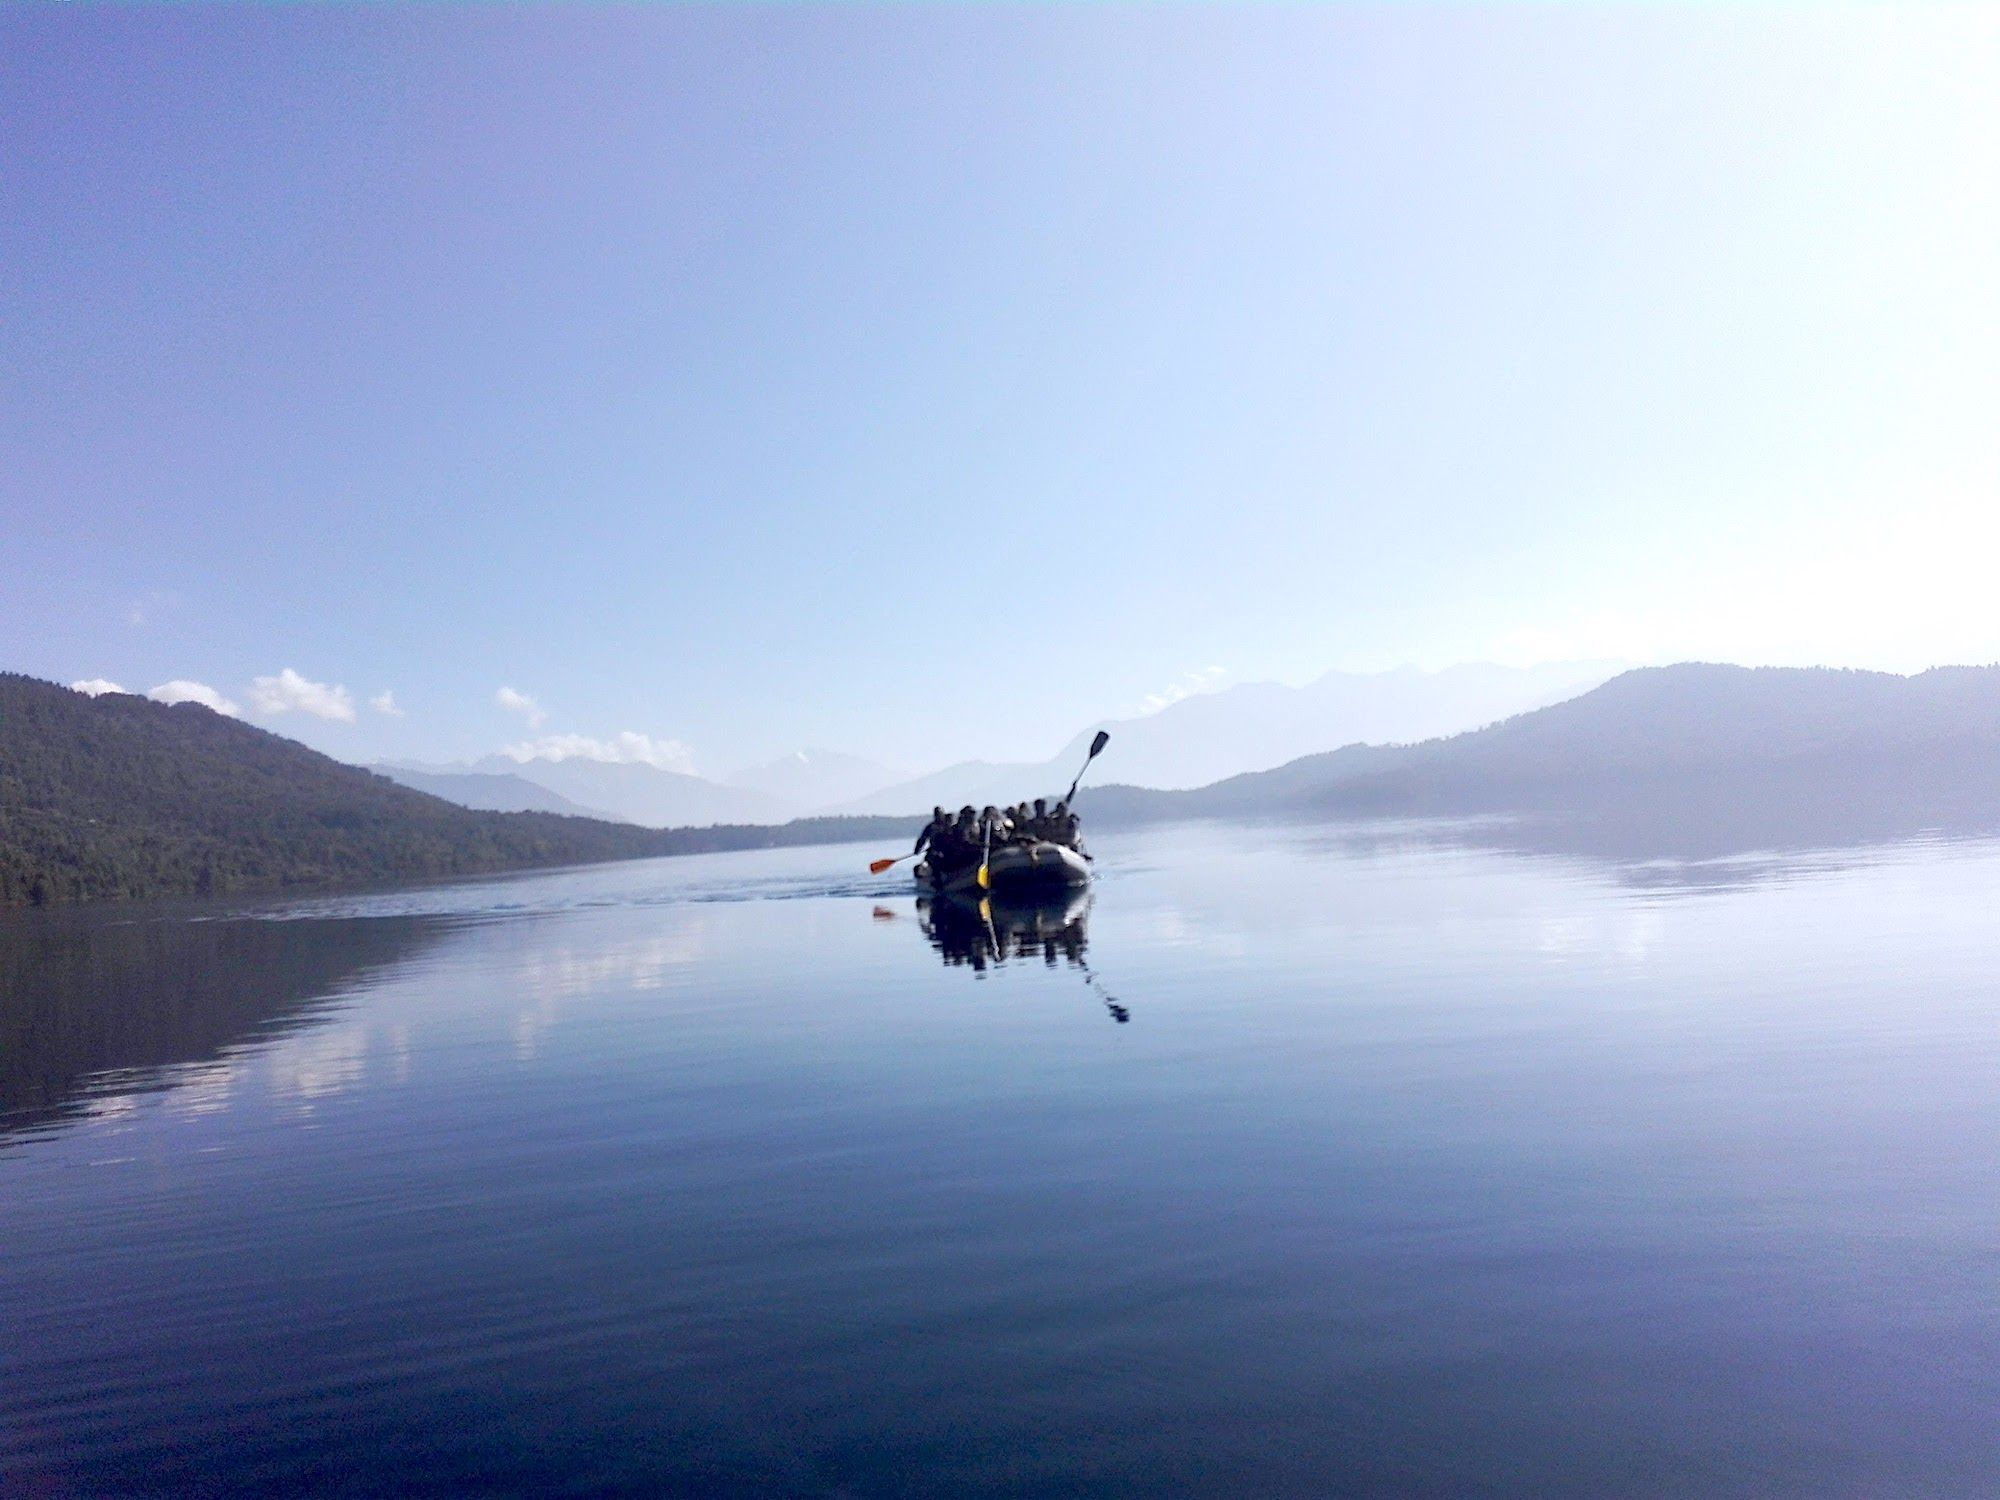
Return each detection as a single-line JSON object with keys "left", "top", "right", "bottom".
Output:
{"left": 1062, "top": 730, "right": 1111, "bottom": 805}
{"left": 868, "top": 852, "right": 915, "bottom": 875}
{"left": 976, "top": 812, "right": 994, "bottom": 890}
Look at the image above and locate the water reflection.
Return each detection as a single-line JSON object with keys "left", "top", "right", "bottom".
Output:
{"left": 1262, "top": 771, "right": 2000, "bottom": 898}
{"left": 0, "top": 910, "right": 446, "bottom": 1145}
{"left": 6, "top": 827, "right": 2000, "bottom": 1495}
{"left": 1469, "top": 786, "right": 2000, "bottom": 895}
{"left": 914, "top": 891, "right": 1128, "bottom": 1021}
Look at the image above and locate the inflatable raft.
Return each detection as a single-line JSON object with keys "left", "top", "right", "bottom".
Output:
{"left": 916, "top": 840, "right": 1091, "bottom": 898}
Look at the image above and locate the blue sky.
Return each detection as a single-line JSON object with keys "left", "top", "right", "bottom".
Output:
{"left": 5, "top": 6, "right": 1996, "bottom": 775}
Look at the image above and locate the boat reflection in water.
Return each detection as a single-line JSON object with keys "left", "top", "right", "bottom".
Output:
{"left": 913, "top": 890, "right": 1128, "bottom": 1022}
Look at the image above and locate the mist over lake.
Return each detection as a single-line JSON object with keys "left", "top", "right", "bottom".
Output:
{"left": 6, "top": 817, "right": 1996, "bottom": 1498}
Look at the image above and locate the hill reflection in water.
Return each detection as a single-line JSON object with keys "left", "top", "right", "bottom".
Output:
{"left": 1277, "top": 773, "right": 2000, "bottom": 898}
{"left": 0, "top": 909, "right": 449, "bottom": 1145}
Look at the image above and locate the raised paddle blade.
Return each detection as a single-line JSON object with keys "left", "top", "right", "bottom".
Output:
{"left": 869, "top": 857, "right": 899, "bottom": 874}
{"left": 1064, "top": 730, "right": 1111, "bottom": 805}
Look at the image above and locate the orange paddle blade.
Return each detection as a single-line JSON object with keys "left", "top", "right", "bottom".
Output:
{"left": 869, "top": 857, "right": 898, "bottom": 874}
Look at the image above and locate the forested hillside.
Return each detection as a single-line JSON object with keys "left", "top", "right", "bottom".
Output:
{"left": 0, "top": 676, "right": 906, "bottom": 905}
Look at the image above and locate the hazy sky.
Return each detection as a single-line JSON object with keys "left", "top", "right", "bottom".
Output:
{"left": 5, "top": 6, "right": 1997, "bottom": 775}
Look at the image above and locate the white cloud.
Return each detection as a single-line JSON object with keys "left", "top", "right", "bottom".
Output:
{"left": 495, "top": 686, "right": 545, "bottom": 728}
{"left": 148, "top": 680, "right": 241, "bottom": 717}
{"left": 502, "top": 731, "right": 697, "bottom": 776}
{"left": 71, "top": 678, "right": 126, "bottom": 697}
{"left": 1139, "top": 665, "right": 1227, "bottom": 716}
{"left": 249, "top": 668, "right": 355, "bottom": 722}
{"left": 370, "top": 690, "right": 404, "bottom": 717}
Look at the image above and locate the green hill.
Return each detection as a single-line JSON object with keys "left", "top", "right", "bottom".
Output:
{"left": 0, "top": 675, "right": 906, "bottom": 906}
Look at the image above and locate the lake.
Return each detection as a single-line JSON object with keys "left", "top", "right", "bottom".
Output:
{"left": 3, "top": 818, "right": 1997, "bottom": 1497}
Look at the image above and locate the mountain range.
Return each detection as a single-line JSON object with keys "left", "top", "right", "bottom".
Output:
{"left": 377, "top": 755, "right": 787, "bottom": 827}
{"left": 371, "top": 766, "right": 614, "bottom": 819}
{"left": 723, "top": 748, "right": 910, "bottom": 809}
{"left": 14, "top": 662, "right": 2000, "bottom": 907}
{"left": 829, "top": 660, "right": 1622, "bottom": 816}
{"left": 376, "top": 663, "right": 1619, "bottom": 825}
{"left": 1081, "top": 663, "right": 2000, "bottom": 825}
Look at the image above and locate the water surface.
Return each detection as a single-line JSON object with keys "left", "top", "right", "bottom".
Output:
{"left": 4, "top": 821, "right": 1996, "bottom": 1497}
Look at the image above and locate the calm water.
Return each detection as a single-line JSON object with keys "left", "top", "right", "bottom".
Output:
{"left": 3, "top": 820, "right": 1997, "bottom": 1497}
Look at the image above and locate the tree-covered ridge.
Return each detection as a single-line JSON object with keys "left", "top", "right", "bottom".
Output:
{"left": 0, "top": 675, "right": 906, "bottom": 906}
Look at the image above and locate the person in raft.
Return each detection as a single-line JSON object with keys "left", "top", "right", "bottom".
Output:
{"left": 913, "top": 800, "right": 1083, "bottom": 874}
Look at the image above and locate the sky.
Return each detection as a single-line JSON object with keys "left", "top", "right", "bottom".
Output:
{"left": 4, "top": 6, "right": 1998, "bottom": 778}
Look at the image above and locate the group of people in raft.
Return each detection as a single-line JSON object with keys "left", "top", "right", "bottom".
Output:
{"left": 911, "top": 798, "right": 1087, "bottom": 877}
